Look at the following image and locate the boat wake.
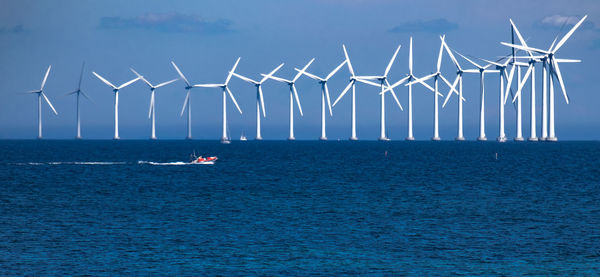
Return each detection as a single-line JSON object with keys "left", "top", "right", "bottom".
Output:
{"left": 12, "top": 161, "right": 127, "bottom": 165}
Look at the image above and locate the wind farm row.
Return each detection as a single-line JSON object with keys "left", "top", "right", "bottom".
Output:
{"left": 24, "top": 16, "right": 587, "bottom": 142}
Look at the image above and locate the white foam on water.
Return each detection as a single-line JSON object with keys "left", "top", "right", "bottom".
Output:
{"left": 11, "top": 161, "right": 127, "bottom": 165}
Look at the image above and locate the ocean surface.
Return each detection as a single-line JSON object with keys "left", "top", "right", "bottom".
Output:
{"left": 1, "top": 140, "right": 600, "bottom": 275}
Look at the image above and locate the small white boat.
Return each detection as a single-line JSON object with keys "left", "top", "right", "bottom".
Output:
{"left": 240, "top": 131, "right": 247, "bottom": 141}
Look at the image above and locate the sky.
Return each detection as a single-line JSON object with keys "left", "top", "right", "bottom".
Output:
{"left": 0, "top": 0, "right": 598, "bottom": 140}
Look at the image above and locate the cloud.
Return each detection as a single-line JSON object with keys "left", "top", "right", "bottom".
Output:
{"left": 99, "top": 12, "right": 234, "bottom": 34}
{"left": 537, "top": 15, "right": 594, "bottom": 30}
{"left": 388, "top": 19, "right": 458, "bottom": 33}
{"left": 0, "top": 24, "right": 27, "bottom": 33}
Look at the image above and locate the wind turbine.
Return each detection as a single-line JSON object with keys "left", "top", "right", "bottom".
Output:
{"left": 92, "top": 71, "right": 140, "bottom": 140}
{"left": 130, "top": 68, "right": 178, "bottom": 140}
{"left": 353, "top": 45, "right": 404, "bottom": 141}
{"left": 332, "top": 45, "right": 382, "bottom": 140}
{"left": 231, "top": 63, "right": 284, "bottom": 140}
{"left": 295, "top": 60, "right": 347, "bottom": 140}
{"left": 66, "top": 62, "right": 91, "bottom": 139}
{"left": 262, "top": 59, "right": 314, "bottom": 140}
{"left": 502, "top": 15, "right": 586, "bottom": 141}
{"left": 405, "top": 35, "right": 455, "bottom": 141}
{"left": 193, "top": 57, "right": 243, "bottom": 144}
{"left": 171, "top": 61, "right": 200, "bottom": 139}
{"left": 25, "top": 65, "right": 58, "bottom": 139}
{"left": 452, "top": 51, "right": 499, "bottom": 141}
{"left": 440, "top": 39, "right": 477, "bottom": 141}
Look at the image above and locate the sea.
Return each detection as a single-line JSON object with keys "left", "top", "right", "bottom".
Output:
{"left": 1, "top": 140, "right": 599, "bottom": 275}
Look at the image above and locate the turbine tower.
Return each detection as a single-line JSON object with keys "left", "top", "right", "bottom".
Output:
{"left": 406, "top": 35, "right": 455, "bottom": 141}
{"left": 333, "top": 45, "right": 382, "bottom": 140}
{"left": 92, "top": 71, "right": 140, "bottom": 140}
{"left": 25, "top": 65, "right": 58, "bottom": 139}
{"left": 262, "top": 59, "right": 314, "bottom": 140}
{"left": 453, "top": 51, "right": 499, "bottom": 141}
{"left": 231, "top": 63, "right": 284, "bottom": 140}
{"left": 295, "top": 60, "right": 347, "bottom": 140}
{"left": 354, "top": 45, "right": 404, "bottom": 141}
{"left": 193, "top": 57, "right": 243, "bottom": 144}
{"left": 502, "top": 15, "right": 586, "bottom": 141}
{"left": 440, "top": 39, "right": 477, "bottom": 141}
{"left": 130, "top": 68, "right": 178, "bottom": 140}
{"left": 171, "top": 61, "right": 200, "bottom": 139}
{"left": 66, "top": 62, "right": 91, "bottom": 139}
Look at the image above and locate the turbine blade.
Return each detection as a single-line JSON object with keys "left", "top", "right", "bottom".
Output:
{"left": 41, "top": 92, "right": 58, "bottom": 115}
{"left": 409, "top": 37, "right": 413, "bottom": 73}
{"left": 226, "top": 87, "right": 242, "bottom": 114}
{"left": 118, "top": 76, "right": 141, "bottom": 89}
{"left": 443, "top": 75, "right": 460, "bottom": 108}
{"left": 512, "top": 65, "right": 533, "bottom": 103}
{"left": 552, "top": 59, "right": 570, "bottom": 104}
{"left": 412, "top": 76, "right": 435, "bottom": 92}
{"left": 553, "top": 15, "right": 587, "bottom": 53}
{"left": 324, "top": 83, "right": 333, "bottom": 116}
{"left": 130, "top": 67, "right": 153, "bottom": 88}
{"left": 78, "top": 62, "right": 85, "bottom": 90}
{"left": 381, "top": 75, "right": 410, "bottom": 95}
{"left": 293, "top": 58, "right": 315, "bottom": 82}
{"left": 355, "top": 76, "right": 382, "bottom": 80}
{"left": 259, "top": 86, "right": 266, "bottom": 117}
{"left": 343, "top": 44, "right": 355, "bottom": 76}
{"left": 355, "top": 78, "right": 382, "bottom": 87}
{"left": 295, "top": 69, "right": 323, "bottom": 81}
{"left": 454, "top": 50, "right": 482, "bottom": 69}
{"left": 384, "top": 45, "right": 401, "bottom": 76}
{"left": 406, "top": 73, "right": 436, "bottom": 86}
{"left": 180, "top": 91, "right": 190, "bottom": 117}
{"left": 171, "top": 61, "right": 191, "bottom": 87}
{"left": 442, "top": 39, "right": 461, "bottom": 71}
{"left": 40, "top": 65, "right": 51, "bottom": 90}
{"left": 386, "top": 79, "right": 403, "bottom": 111}
{"left": 193, "top": 84, "right": 223, "bottom": 88}
{"left": 92, "top": 72, "right": 117, "bottom": 89}
{"left": 80, "top": 90, "right": 92, "bottom": 102}
{"left": 260, "top": 63, "right": 285, "bottom": 83}
{"left": 437, "top": 35, "right": 445, "bottom": 71}
{"left": 555, "top": 58, "right": 581, "bottom": 63}
{"left": 334, "top": 81, "right": 353, "bottom": 107}
{"left": 504, "top": 65, "right": 516, "bottom": 104}
{"left": 225, "top": 57, "right": 241, "bottom": 84}
{"left": 509, "top": 19, "right": 533, "bottom": 57}
{"left": 501, "top": 42, "right": 549, "bottom": 55}
{"left": 261, "top": 74, "right": 290, "bottom": 83}
{"left": 292, "top": 85, "right": 303, "bottom": 116}
{"left": 232, "top": 72, "right": 259, "bottom": 84}
{"left": 155, "top": 78, "right": 178, "bottom": 88}
{"left": 326, "top": 60, "right": 347, "bottom": 80}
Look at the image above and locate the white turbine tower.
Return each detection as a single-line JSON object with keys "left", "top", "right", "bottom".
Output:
{"left": 440, "top": 39, "right": 477, "bottom": 141}
{"left": 66, "top": 62, "right": 91, "bottom": 139}
{"left": 25, "top": 65, "right": 58, "bottom": 139}
{"left": 262, "top": 59, "right": 314, "bottom": 140}
{"left": 92, "top": 71, "right": 140, "bottom": 140}
{"left": 295, "top": 60, "right": 347, "bottom": 140}
{"left": 405, "top": 35, "right": 455, "bottom": 141}
{"left": 333, "top": 45, "right": 382, "bottom": 140}
{"left": 194, "top": 58, "right": 243, "bottom": 144}
{"left": 502, "top": 15, "right": 586, "bottom": 141}
{"left": 171, "top": 61, "right": 200, "bottom": 139}
{"left": 130, "top": 68, "right": 178, "bottom": 140}
{"left": 353, "top": 45, "right": 404, "bottom": 141}
{"left": 452, "top": 51, "right": 499, "bottom": 141}
{"left": 231, "top": 63, "right": 284, "bottom": 140}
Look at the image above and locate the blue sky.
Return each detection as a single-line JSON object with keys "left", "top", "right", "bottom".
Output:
{"left": 0, "top": 0, "right": 598, "bottom": 140}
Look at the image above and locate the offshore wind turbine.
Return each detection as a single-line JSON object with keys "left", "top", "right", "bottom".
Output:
{"left": 262, "top": 59, "right": 314, "bottom": 140}
{"left": 502, "top": 15, "right": 586, "bottom": 141}
{"left": 25, "top": 65, "right": 58, "bottom": 139}
{"left": 92, "top": 71, "right": 140, "bottom": 140}
{"left": 193, "top": 57, "right": 243, "bottom": 144}
{"left": 295, "top": 59, "right": 347, "bottom": 140}
{"left": 440, "top": 39, "right": 477, "bottom": 141}
{"left": 66, "top": 62, "right": 91, "bottom": 139}
{"left": 130, "top": 68, "right": 178, "bottom": 140}
{"left": 332, "top": 45, "right": 382, "bottom": 140}
{"left": 231, "top": 63, "right": 284, "bottom": 140}
{"left": 171, "top": 61, "right": 200, "bottom": 139}
{"left": 453, "top": 51, "right": 499, "bottom": 141}
{"left": 405, "top": 35, "right": 455, "bottom": 141}
{"left": 353, "top": 45, "right": 404, "bottom": 141}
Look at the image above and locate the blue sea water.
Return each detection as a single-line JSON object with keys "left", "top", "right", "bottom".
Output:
{"left": 1, "top": 140, "right": 600, "bottom": 275}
